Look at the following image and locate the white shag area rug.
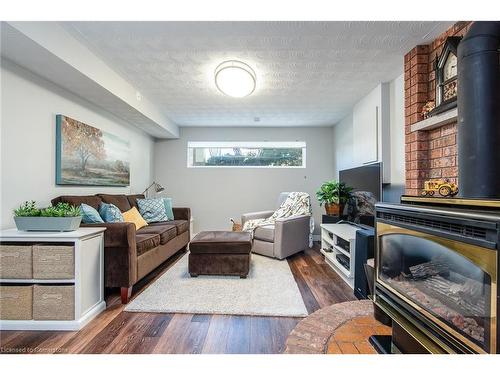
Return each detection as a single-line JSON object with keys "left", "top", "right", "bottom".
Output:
{"left": 125, "top": 253, "right": 308, "bottom": 317}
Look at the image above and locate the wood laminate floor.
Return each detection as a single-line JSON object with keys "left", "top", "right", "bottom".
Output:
{"left": 0, "top": 244, "right": 355, "bottom": 354}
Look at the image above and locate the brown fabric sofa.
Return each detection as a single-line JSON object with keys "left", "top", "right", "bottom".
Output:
{"left": 51, "top": 194, "right": 190, "bottom": 303}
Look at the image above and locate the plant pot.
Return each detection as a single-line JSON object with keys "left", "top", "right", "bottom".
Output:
{"left": 14, "top": 216, "right": 82, "bottom": 232}
{"left": 324, "top": 203, "right": 343, "bottom": 216}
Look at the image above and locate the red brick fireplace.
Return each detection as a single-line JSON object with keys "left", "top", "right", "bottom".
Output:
{"left": 404, "top": 21, "right": 472, "bottom": 196}
{"left": 377, "top": 22, "right": 500, "bottom": 354}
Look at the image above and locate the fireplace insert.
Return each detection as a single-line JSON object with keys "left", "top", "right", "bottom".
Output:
{"left": 374, "top": 200, "right": 499, "bottom": 353}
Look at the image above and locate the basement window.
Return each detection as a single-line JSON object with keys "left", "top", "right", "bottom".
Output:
{"left": 187, "top": 141, "right": 306, "bottom": 168}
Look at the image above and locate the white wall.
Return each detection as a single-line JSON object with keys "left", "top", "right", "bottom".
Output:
{"left": 0, "top": 60, "right": 154, "bottom": 228}
{"left": 332, "top": 113, "right": 354, "bottom": 174}
{"left": 154, "top": 126, "right": 334, "bottom": 234}
{"left": 332, "top": 73, "right": 405, "bottom": 202}
{"left": 385, "top": 73, "right": 405, "bottom": 202}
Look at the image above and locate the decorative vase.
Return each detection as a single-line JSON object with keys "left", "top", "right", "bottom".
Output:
{"left": 324, "top": 203, "right": 342, "bottom": 216}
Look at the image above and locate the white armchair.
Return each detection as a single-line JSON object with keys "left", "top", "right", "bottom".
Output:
{"left": 241, "top": 192, "right": 311, "bottom": 260}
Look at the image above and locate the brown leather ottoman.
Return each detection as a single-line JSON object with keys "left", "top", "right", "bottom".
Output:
{"left": 188, "top": 231, "right": 252, "bottom": 278}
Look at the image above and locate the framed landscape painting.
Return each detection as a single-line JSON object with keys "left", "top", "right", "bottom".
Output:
{"left": 56, "top": 115, "right": 130, "bottom": 186}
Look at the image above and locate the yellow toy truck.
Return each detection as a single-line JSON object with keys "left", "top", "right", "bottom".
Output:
{"left": 421, "top": 179, "right": 459, "bottom": 197}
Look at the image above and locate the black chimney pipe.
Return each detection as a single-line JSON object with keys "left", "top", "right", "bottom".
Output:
{"left": 457, "top": 21, "right": 500, "bottom": 199}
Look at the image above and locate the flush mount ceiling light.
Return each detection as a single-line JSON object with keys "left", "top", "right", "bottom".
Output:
{"left": 215, "top": 60, "right": 256, "bottom": 98}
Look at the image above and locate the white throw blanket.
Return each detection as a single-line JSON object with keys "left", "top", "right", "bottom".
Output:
{"left": 242, "top": 192, "right": 311, "bottom": 232}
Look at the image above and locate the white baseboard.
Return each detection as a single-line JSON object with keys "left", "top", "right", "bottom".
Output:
{"left": 0, "top": 301, "right": 106, "bottom": 331}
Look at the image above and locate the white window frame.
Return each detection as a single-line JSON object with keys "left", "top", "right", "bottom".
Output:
{"left": 187, "top": 141, "right": 307, "bottom": 168}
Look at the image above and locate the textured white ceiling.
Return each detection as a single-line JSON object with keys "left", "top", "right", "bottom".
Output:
{"left": 63, "top": 21, "right": 452, "bottom": 127}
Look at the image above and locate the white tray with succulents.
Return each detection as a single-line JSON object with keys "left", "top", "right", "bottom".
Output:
{"left": 13, "top": 201, "right": 82, "bottom": 232}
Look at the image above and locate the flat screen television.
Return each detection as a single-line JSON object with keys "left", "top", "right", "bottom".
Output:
{"left": 339, "top": 162, "right": 383, "bottom": 201}
{"left": 339, "top": 162, "right": 383, "bottom": 226}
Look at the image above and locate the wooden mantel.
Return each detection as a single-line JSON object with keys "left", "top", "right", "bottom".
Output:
{"left": 410, "top": 108, "right": 458, "bottom": 132}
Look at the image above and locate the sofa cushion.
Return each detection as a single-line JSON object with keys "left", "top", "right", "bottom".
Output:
{"left": 137, "top": 198, "right": 169, "bottom": 223}
{"left": 162, "top": 198, "right": 175, "bottom": 220}
{"left": 123, "top": 207, "right": 148, "bottom": 230}
{"left": 150, "top": 219, "right": 189, "bottom": 235}
{"left": 137, "top": 224, "right": 177, "bottom": 245}
{"left": 52, "top": 195, "right": 102, "bottom": 210}
{"left": 98, "top": 194, "right": 132, "bottom": 212}
{"left": 127, "top": 194, "right": 145, "bottom": 209}
{"left": 98, "top": 203, "right": 124, "bottom": 223}
{"left": 80, "top": 203, "right": 104, "bottom": 224}
{"left": 136, "top": 233, "right": 160, "bottom": 256}
{"left": 254, "top": 225, "right": 275, "bottom": 242}
{"left": 170, "top": 220, "right": 189, "bottom": 235}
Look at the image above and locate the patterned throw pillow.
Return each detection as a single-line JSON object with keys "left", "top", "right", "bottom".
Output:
{"left": 137, "top": 198, "right": 169, "bottom": 223}
{"left": 80, "top": 203, "right": 104, "bottom": 224}
{"left": 162, "top": 198, "right": 174, "bottom": 221}
{"left": 98, "top": 203, "right": 124, "bottom": 223}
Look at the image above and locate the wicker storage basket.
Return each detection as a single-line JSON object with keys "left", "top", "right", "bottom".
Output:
{"left": 0, "top": 285, "right": 33, "bottom": 320}
{"left": 230, "top": 219, "right": 242, "bottom": 232}
{"left": 33, "top": 285, "right": 74, "bottom": 320}
{"left": 0, "top": 245, "right": 33, "bottom": 279}
{"left": 33, "top": 245, "right": 74, "bottom": 279}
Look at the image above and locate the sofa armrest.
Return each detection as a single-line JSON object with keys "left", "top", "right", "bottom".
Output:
{"left": 274, "top": 214, "right": 311, "bottom": 224}
{"left": 241, "top": 210, "right": 274, "bottom": 226}
{"left": 81, "top": 222, "right": 136, "bottom": 248}
{"left": 173, "top": 207, "right": 191, "bottom": 221}
{"left": 274, "top": 215, "right": 311, "bottom": 259}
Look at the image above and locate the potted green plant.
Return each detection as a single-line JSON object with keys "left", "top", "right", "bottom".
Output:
{"left": 316, "top": 181, "right": 353, "bottom": 216}
{"left": 13, "top": 201, "right": 82, "bottom": 232}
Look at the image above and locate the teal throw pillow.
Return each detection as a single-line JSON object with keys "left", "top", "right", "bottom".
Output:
{"left": 162, "top": 198, "right": 174, "bottom": 221}
{"left": 98, "top": 203, "right": 124, "bottom": 223}
{"left": 80, "top": 203, "right": 104, "bottom": 224}
{"left": 137, "top": 198, "right": 169, "bottom": 223}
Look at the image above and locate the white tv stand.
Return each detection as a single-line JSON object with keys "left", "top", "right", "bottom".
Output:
{"left": 320, "top": 223, "right": 359, "bottom": 289}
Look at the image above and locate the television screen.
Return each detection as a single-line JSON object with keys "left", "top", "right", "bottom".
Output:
{"left": 339, "top": 163, "right": 382, "bottom": 226}
{"left": 339, "top": 162, "right": 382, "bottom": 201}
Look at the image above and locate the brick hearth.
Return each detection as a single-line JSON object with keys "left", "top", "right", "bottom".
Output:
{"left": 284, "top": 300, "right": 390, "bottom": 354}
{"left": 404, "top": 21, "right": 472, "bottom": 196}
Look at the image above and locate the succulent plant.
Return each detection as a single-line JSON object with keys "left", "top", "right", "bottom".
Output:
{"left": 14, "top": 201, "right": 81, "bottom": 217}
{"left": 13, "top": 201, "right": 41, "bottom": 217}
